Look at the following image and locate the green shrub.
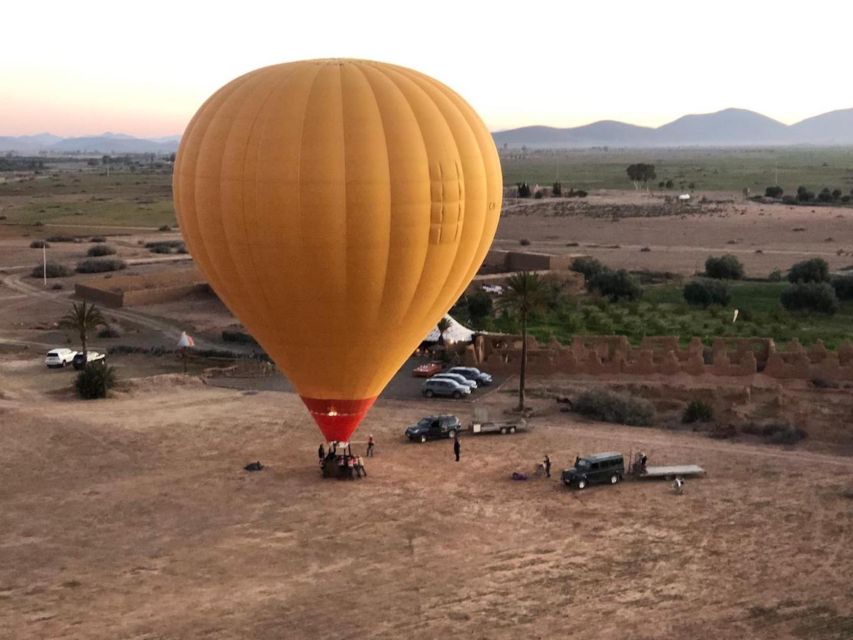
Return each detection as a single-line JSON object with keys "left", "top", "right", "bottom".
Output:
{"left": 682, "top": 400, "right": 713, "bottom": 424}
{"left": 780, "top": 283, "right": 839, "bottom": 314}
{"left": 588, "top": 269, "right": 642, "bottom": 302}
{"left": 768, "top": 268, "right": 783, "bottom": 282}
{"left": 705, "top": 254, "right": 744, "bottom": 280}
{"left": 75, "top": 364, "right": 116, "bottom": 399}
{"left": 29, "top": 240, "right": 50, "bottom": 248}
{"left": 571, "top": 256, "right": 606, "bottom": 281}
{"left": 831, "top": 274, "right": 853, "bottom": 301}
{"left": 517, "top": 182, "right": 531, "bottom": 198}
{"left": 158, "top": 224, "right": 172, "bottom": 231}
{"left": 683, "top": 279, "right": 731, "bottom": 308}
{"left": 87, "top": 244, "right": 116, "bottom": 257}
{"left": 788, "top": 258, "right": 829, "bottom": 283}
{"left": 90, "top": 236, "right": 106, "bottom": 243}
{"left": 573, "top": 388, "right": 655, "bottom": 426}
{"left": 32, "top": 261, "right": 71, "bottom": 278}
{"left": 764, "top": 186, "right": 783, "bottom": 198}
{"left": 519, "top": 238, "right": 531, "bottom": 246}
{"left": 741, "top": 423, "right": 807, "bottom": 445}
{"left": 46, "top": 235, "right": 76, "bottom": 243}
{"left": 465, "top": 291, "right": 493, "bottom": 327}
{"left": 75, "top": 258, "right": 127, "bottom": 273}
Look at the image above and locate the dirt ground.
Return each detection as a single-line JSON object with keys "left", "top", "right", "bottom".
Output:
{"left": 1, "top": 360, "right": 852, "bottom": 640}
{"left": 495, "top": 191, "right": 853, "bottom": 276}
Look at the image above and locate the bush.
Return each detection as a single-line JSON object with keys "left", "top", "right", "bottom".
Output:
{"left": 571, "top": 256, "right": 606, "bottom": 281}
{"left": 683, "top": 278, "right": 731, "bottom": 308}
{"left": 46, "top": 235, "right": 76, "bottom": 243}
{"left": 75, "top": 364, "right": 116, "bottom": 399}
{"left": 780, "top": 283, "right": 839, "bottom": 315}
{"left": 831, "top": 275, "right": 853, "bottom": 300}
{"left": 97, "top": 325, "right": 122, "bottom": 338}
{"left": 465, "top": 291, "right": 493, "bottom": 327}
{"left": 75, "top": 258, "right": 127, "bottom": 273}
{"left": 29, "top": 240, "right": 50, "bottom": 248}
{"left": 158, "top": 224, "right": 172, "bottom": 231}
{"left": 533, "top": 190, "right": 544, "bottom": 199}
{"left": 517, "top": 182, "right": 531, "bottom": 198}
{"left": 588, "top": 269, "right": 642, "bottom": 302}
{"left": 32, "top": 261, "right": 71, "bottom": 278}
{"left": 573, "top": 388, "right": 655, "bottom": 426}
{"left": 87, "top": 244, "right": 116, "bottom": 257}
{"left": 764, "top": 186, "right": 783, "bottom": 198}
{"left": 787, "top": 258, "right": 829, "bottom": 283}
{"left": 552, "top": 181, "right": 562, "bottom": 197}
{"left": 682, "top": 400, "right": 713, "bottom": 424}
{"left": 51, "top": 283, "right": 63, "bottom": 290}
{"left": 705, "top": 254, "right": 744, "bottom": 280}
{"left": 796, "top": 186, "right": 814, "bottom": 202}
{"left": 519, "top": 238, "right": 531, "bottom": 246}
{"left": 221, "top": 329, "right": 259, "bottom": 345}
{"left": 90, "top": 236, "right": 106, "bottom": 243}
{"left": 742, "top": 423, "right": 807, "bottom": 445}
{"left": 768, "top": 268, "right": 783, "bottom": 282}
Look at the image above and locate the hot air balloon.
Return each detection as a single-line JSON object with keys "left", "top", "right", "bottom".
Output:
{"left": 173, "top": 59, "right": 502, "bottom": 444}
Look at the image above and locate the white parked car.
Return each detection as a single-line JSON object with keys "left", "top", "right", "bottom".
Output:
{"left": 431, "top": 372, "right": 477, "bottom": 390}
{"left": 45, "top": 348, "right": 77, "bottom": 368}
{"left": 72, "top": 351, "right": 106, "bottom": 370}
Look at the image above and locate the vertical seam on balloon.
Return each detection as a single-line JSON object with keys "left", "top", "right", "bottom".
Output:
{"left": 356, "top": 64, "right": 403, "bottom": 396}
{"left": 237, "top": 67, "right": 295, "bottom": 341}
{"left": 187, "top": 73, "right": 258, "bottom": 315}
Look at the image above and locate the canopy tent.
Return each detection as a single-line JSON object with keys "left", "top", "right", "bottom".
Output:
{"left": 423, "top": 315, "right": 475, "bottom": 344}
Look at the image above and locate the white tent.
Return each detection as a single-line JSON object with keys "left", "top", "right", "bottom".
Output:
{"left": 423, "top": 314, "right": 475, "bottom": 344}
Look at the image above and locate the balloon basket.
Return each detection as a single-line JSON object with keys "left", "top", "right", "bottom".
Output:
{"left": 320, "top": 450, "right": 367, "bottom": 481}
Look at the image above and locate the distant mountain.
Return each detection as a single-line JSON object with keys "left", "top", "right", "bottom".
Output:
{"left": 0, "top": 133, "right": 180, "bottom": 154}
{"left": 788, "top": 108, "right": 853, "bottom": 145}
{"left": 493, "top": 108, "right": 853, "bottom": 148}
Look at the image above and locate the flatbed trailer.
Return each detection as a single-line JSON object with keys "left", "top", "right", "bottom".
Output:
{"left": 469, "top": 420, "right": 526, "bottom": 435}
{"left": 635, "top": 465, "right": 705, "bottom": 479}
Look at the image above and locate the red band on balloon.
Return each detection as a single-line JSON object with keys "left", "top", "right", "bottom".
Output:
{"left": 300, "top": 396, "right": 377, "bottom": 443}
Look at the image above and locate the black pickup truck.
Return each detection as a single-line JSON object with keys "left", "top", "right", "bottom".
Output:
{"left": 405, "top": 415, "right": 462, "bottom": 442}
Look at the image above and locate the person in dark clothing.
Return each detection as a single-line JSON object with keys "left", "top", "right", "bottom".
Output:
{"left": 318, "top": 443, "right": 325, "bottom": 462}
{"left": 453, "top": 435, "right": 461, "bottom": 462}
{"left": 543, "top": 455, "right": 551, "bottom": 478}
{"left": 366, "top": 434, "right": 375, "bottom": 457}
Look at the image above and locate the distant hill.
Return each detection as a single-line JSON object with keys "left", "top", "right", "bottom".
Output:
{"left": 493, "top": 108, "right": 853, "bottom": 148}
{"left": 0, "top": 133, "right": 180, "bottom": 154}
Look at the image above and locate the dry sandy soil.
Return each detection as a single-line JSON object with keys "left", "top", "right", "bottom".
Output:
{"left": 1, "top": 359, "right": 851, "bottom": 640}
{"left": 495, "top": 191, "right": 853, "bottom": 276}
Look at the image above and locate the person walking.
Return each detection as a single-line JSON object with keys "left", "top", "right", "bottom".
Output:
{"left": 543, "top": 454, "right": 551, "bottom": 478}
{"left": 318, "top": 443, "right": 325, "bottom": 462}
{"left": 366, "top": 434, "right": 375, "bottom": 458}
{"left": 453, "top": 435, "right": 461, "bottom": 462}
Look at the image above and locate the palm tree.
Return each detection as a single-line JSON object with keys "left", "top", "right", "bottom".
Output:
{"left": 497, "top": 271, "right": 548, "bottom": 411}
{"left": 436, "top": 317, "right": 451, "bottom": 348}
{"left": 59, "top": 300, "right": 105, "bottom": 362}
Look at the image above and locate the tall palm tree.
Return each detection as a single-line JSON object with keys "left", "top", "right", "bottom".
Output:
{"left": 497, "top": 271, "right": 548, "bottom": 411}
{"left": 59, "top": 300, "right": 105, "bottom": 362}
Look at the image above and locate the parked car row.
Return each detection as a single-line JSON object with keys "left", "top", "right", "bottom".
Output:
{"left": 44, "top": 348, "right": 106, "bottom": 370}
{"left": 421, "top": 366, "right": 492, "bottom": 399}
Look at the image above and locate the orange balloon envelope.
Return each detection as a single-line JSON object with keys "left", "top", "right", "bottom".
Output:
{"left": 173, "top": 59, "right": 502, "bottom": 442}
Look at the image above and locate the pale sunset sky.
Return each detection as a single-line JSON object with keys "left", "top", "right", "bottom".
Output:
{"left": 3, "top": 0, "right": 851, "bottom": 138}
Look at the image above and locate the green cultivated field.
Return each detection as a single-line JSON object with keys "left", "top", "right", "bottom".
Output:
{"left": 500, "top": 147, "right": 853, "bottom": 193}
{"left": 461, "top": 281, "right": 853, "bottom": 349}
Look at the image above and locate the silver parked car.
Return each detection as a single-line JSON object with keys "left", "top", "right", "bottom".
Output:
{"left": 447, "top": 366, "right": 493, "bottom": 386}
{"left": 422, "top": 378, "right": 471, "bottom": 399}
{"left": 431, "top": 372, "right": 477, "bottom": 390}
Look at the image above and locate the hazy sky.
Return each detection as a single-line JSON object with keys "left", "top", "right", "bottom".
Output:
{"left": 3, "top": 0, "right": 852, "bottom": 137}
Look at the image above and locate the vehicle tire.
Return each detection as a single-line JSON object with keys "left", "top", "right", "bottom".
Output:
{"left": 500, "top": 427, "right": 507, "bottom": 435}
{"left": 509, "top": 426, "right": 516, "bottom": 434}
{"left": 577, "top": 479, "right": 587, "bottom": 490}
{"left": 424, "top": 390, "right": 434, "bottom": 398}
{"left": 452, "top": 391, "right": 462, "bottom": 399}
{"left": 448, "top": 429, "right": 457, "bottom": 439}
{"left": 610, "top": 474, "right": 619, "bottom": 485}
{"left": 420, "top": 435, "right": 427, "bottom": 443}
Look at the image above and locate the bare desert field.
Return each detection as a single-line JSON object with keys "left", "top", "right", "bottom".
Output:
{"left": 1, "top": 364, "right": 851, "bottom": 640}
{"left": 494, "top": 191, "right": 853, "bottom": 276}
